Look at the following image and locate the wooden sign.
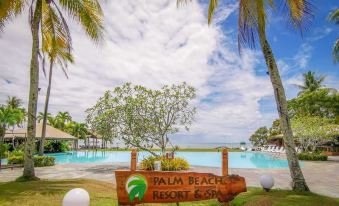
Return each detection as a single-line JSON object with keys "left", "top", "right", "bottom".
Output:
{"left": 115, "top": 149, "right": 247, "bottom": 205}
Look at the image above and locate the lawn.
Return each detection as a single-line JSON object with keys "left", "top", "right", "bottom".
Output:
{"left": 0, "top": 179, "right": 338, "bottom": 206}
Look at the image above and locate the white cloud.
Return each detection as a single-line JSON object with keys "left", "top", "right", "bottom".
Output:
{"left": 0, "top": 0, "right": 275, "bottom": 143}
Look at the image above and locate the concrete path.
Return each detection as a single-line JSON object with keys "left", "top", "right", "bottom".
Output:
{"left": 1, "top": 159, "right": 339, "bottom": 198}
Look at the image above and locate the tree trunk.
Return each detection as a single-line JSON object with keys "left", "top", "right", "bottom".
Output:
{"left": 0, "top": 126, "right": 5, "bottom": 168}
{"left": 39, "top": 60, "right": 54, "bottom": 156}
{"left": 23, "top": 0, "right": 42, "bottom": 179}
{"left": 259, "top": 36, "right": 309, "bottom": 191}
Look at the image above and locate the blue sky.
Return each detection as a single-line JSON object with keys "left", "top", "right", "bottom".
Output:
{"left": 0, "top": 0, "right": 338, "bottom": 144}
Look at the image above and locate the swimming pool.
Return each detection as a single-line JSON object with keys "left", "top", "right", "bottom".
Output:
{"left": 45, "top": 151, "right": 292, "bottom": 169}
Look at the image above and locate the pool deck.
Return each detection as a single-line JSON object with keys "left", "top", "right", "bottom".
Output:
{"left": 1, "top": 155, "right": 339, "bottom": 198}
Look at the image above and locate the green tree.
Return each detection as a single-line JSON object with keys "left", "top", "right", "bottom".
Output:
{"left": 288, "top": 89, "right": 339, "bottom": 121}
{"left": 292, "top": 115, "right": 339, "bottom": 152}
{"left": 294, "top": 71, "right": 326, "bottom": 95}
{"left": 37, "top": 112, "right": 52, "bottom": 123}
{"left": 66, "top": 122, "right": 88, "bottom": 140}
{"left": 0, "top": 0, "right": 104, "bottom": 179}
{"left": 39, "top": 28, "right": 74, "bottom": 155}
{"left": 6, "top": 96, "right": 23, "bottom": 109}
{"left": 328, "top": 8, "right": 339, "bottom": 63}
{"left": 86, "top": 83, "right": 196, "bottom": 156}
{"left": 55, "top": 111, "right": 72, "bottom": 130}
{"left": 179, "top": 0, "right": 312, "bottom": 191}
{"left": 250, "top": 127, "right": 269, "bottom": 146}
{"left": 269, "top": 119, "right": 282, "bottom": 137}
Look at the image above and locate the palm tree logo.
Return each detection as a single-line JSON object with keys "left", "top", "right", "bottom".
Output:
{"left": 125, "top": 174, "right": 148, "bottom": 202}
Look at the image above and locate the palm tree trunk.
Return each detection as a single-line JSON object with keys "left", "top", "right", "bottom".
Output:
{"left": 23, "top": 0, "right": 42, "bottom": 179}
{"left": 39, "top": 60, "right": 54, "bottom": 156}
{"left": 259, "top": 35, "right": 309, "bottom": 191}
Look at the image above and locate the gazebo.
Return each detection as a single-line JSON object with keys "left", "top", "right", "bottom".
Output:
{"left": 4, "top": 123, "right": 77, "bottom": 149}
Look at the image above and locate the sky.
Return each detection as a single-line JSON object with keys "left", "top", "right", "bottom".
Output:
{"left": 0, "top": 0, "right": 338, "bottom": 144}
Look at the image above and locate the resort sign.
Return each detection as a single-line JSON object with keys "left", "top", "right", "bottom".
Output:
{"left": 115, "top": 149, "right": 247, "bottom": 205}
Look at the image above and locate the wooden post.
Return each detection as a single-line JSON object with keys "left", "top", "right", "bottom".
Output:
{"left": 131, "top": 149, "right": 137, "bottom": 171}
{"left": 222, "top": 148, "right": 228, "bottom": 176}
{"left": 222, "top": 148, "right": 229, "bottom": 206}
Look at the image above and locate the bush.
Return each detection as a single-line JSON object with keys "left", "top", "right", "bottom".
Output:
{"left": 8, "top": 155, "right": 55, "bottom": 167}
{"left": 34, "top": 156, "right": 55, "bottom": 167}
{"left": 298, "top": 152, "right": 328, "bottom": 161}
{"left": 0, "top": 144, "right": 10, "bottom": 158}
{"left": 140, "top": 156, "right": 189, "bottom": 171}
{"left": 43, "top": 140, "right": 69, "bottom": 153}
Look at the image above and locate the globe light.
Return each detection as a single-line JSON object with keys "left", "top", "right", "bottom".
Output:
{"left": 260, "top": 175, "right": 274, "bottom": 191}
{"left": 62, "top": 188, "right": 90, "bottom": 206}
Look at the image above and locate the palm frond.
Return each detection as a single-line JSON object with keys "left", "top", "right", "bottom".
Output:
{"left": 238, "top": 0, "right": 273, "bottom": 52}
{"left": 0, "top": 0, "right": 26, "bottom": 32}
{"left": 208, "top": 0, "right": 218, "bottom": 25}
{"left": 282, "top": 0, "right": 313, "bottom": 33}
{"left": 328, "top": 8, "right": 339, "bottom": 25}
{"left": 333, "top": 39, "right": 339, "bottom": 63}
{"left": 58, "top": 0, "right": 104, "bottom": 43}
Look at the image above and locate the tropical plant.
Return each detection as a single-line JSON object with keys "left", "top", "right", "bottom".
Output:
{"left": 39, "top": 37, "right": 74, "bottom": 155}
{"left": 6, "top": 96, "right": 23, "bottom": 109}
{"left": 86, "top": 83, "right": 196, "bottom": 156}
{"left": 66, "top": 122, "right": 88, "bottom": 139}
{"left": 0, "top": 106, "right": 25, "bottom": 143}
{"left": 288, "top": 88, "right": 339, "bottom": 121}
{"left": 249, "top": 127, "right": 269, "bottom": 146}
{"left": 0, "top": 0, "right": 104, "bottom": 179}
{"left": 291, "top": 115, "right": 339, "bottom": 152}
{"left": 328, "top": 8, "right": 339, "bottom": 63}
{"left": 179, "top": 0, "right": 312, "bottom": 191}
{"left": 37, "top": 112, "right": 52, "bottom": 123}
{"left": 294, "top": 71, "right": 326, "bottom": 95}
{"left": 54, "top": 111, "right": 72, "bottom": 130}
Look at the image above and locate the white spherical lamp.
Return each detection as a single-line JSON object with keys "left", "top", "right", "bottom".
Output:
{"left": 62, "top": 188, "right": 90, "bottom": 206}
{"left": 260, "top": 175, "right": 274, "bottom": 191}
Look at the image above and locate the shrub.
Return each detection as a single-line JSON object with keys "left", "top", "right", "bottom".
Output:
{"left": 44, "top": 140, "right": 69, "bottom": 153}
{"left": 298, "top": 152, "right": 328, "bottom": 161}
{"left": 140, "top": 156, "right": 189, "bottom": 171}
{"left": 0, "top": 144, "right": 10, "bottom": 158}
{"left": 34, "top": 156, "right": 55, "bottom": 167}
{"left": 8, "top": 155, "right": 55, "bottom": 167}
{"left": 7, "top": 155, "right": 24, "bottom": 164}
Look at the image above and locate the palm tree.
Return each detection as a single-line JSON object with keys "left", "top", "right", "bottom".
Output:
{"left": 179, "top": 0, "right": 311, "bottom": 191}
{"left": 55, "top": 111, "right": 72, "bottom": 130}
{"left": 6, "top": 96, "right": 23, "bottom": 109}
{"left": 39, "top": 27, "right": 74, "bottom": 155}
{"left": 37, "top": 112, "right": 51, "bottom": 123}
{"left": 328, "top": 9, "right": 339, "bottom": 63}
{"left": 0, "top": 0, "right": 104, "bottom": 180}
{"left": 0, "top": 106, "right": 25, "bottom": 144}
{"left": 294, "top": 71, "right": 325, "bottom": 95}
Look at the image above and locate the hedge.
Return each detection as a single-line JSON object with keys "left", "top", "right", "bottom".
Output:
{"left": 298, "top": 152, "right": 328, "bottom": 161}
{"left": 7, "top": 155, "right": 55, "bottom": 167}
{"left": 140, "top": 156, "right": 189, "bottom": 171}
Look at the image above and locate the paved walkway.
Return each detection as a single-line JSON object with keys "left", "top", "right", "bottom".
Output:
{"left": 1, "top": 158, "right": 339, "bottom": 198}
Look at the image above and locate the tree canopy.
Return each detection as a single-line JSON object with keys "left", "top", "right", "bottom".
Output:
{"left": 86, "top": 82, "right": 196, "bottom": 156}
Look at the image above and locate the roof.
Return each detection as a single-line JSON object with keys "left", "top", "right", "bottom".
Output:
{"left": 4, "top": 123, "right": 77, "bottom": 140}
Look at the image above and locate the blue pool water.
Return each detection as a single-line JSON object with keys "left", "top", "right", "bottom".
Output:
{"left": 44, "top": 151, "right": 292, "bottom": 169}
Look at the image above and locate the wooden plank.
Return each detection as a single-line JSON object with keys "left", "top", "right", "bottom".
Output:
{"left": 115, "top": 170, "right": 246, "bottom": 205}
{"left": 222, "top": 149, "right": 228, "bottom": 176}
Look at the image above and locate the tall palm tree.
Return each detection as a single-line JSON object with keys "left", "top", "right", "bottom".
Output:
{"left": 0, "top": 0, "right": 104, "bottom": 180}
{"left": 294, "top": 71, "right": 325, "bottom": 95}
{"left": 39, "top": 25, "right": 74, "bottom": 155}
{"left": 328, "top": 9, "right": 339, "bottom": 63}
{"left": 179, "top": 0, "right": 312, "bottom": 191}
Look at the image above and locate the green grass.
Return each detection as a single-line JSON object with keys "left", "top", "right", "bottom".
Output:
{"left": 0, "top": 179, "right": 338, "bottom": 206}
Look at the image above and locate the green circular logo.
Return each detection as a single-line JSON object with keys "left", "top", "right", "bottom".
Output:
{"left": 126, "top": 174, "right": 148, "bottom": 202}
